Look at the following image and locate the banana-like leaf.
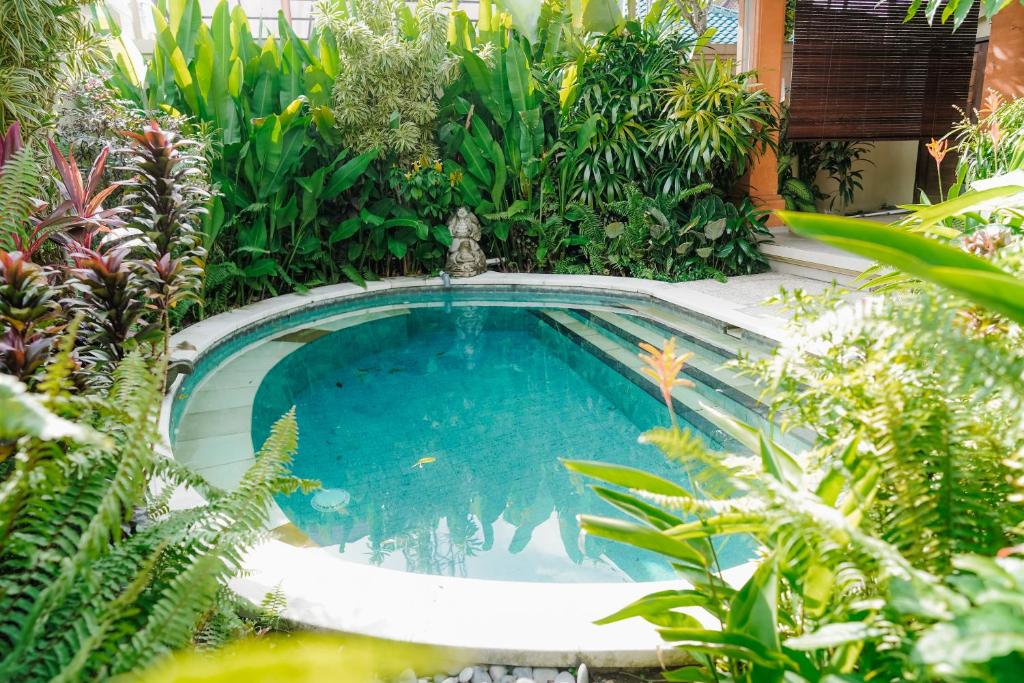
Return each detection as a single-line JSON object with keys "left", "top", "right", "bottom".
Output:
{"left": 578, "top": 514, "right": 709, "bottom": 567}
{"left": 594, "top": 589, "right": 713, "bottom": 625}
{"left": 564, "top": 459, "right": 694, "bottom": 497}
{"left": 780, "top": 210, "right": 1024, "bottom": 325}
{"left": 323, "top": 147, "right": 378, "bottom": 198}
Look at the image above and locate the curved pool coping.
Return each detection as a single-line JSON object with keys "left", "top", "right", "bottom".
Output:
{"left": 158, "top": 272, "right": 783, "bottom": 668}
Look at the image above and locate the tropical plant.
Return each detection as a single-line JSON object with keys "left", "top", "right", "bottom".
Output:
{"left": 530, "top": 184, "right": 769, "bottom": 280}
{"left": 122, "top": 122, "right": 208, "bottom": 349}
{"left": 558, "top": 17, "right": 692, "bottom": 206}
{"left": 0, "top": 0, "right": 106, "bottom": 128}
{"left": 655, "top": 58, "right": 776, "bottom": 190}
{"left": 0, "top": 252, "right": 62, "bottom": 380}
{"left": 905, "top": 0, "right": 1023, "bottom": 29}
{"left": 952, "top": 90, "right": 1024, "bottom": 187}
{"left": 0, "top": 345, "right": 311, "bottom": 681}
{"left": 111, "top": 0, "right": 378, "bottom": 307}
{"left": 777, "top": 125, "right": 872, "bottom": 214}
{"left": 443, "top": 18, "right": 551, "bottom": 248}
{"left": 315, "top": 0, "right": 458, "bottom": 160}
{"left": 0, "top": 122, "right": 41, "bottom": 253}
{"left": 44, "top": 140, "right": 127, "bottom": 246}
{"left": 342, "top": 158, "right": 458, "bottom": 279}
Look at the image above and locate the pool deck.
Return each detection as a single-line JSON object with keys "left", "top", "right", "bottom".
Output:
{"left": 159, "top": 270, "right": 851, "bottom": 667}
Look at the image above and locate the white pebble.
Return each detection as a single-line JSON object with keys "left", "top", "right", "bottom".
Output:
{"left": 397, "top": 670, "right": 416, "bottom": 683}
{"left": 499, "top": 676, "right": 515, "bottom": 683}
{"left": 554, "top": 674, "right": 574, "bottom": 683}
{"left": 575, "top": 664, "right": 589, "bottom": 683}
{"left": 512, "top": 669, "right": 532, "bottom": 680}
{"left": 443, "top": 679, "right": 458, "bottom": 683}
{"left": 459, "top": 668, "right": 475, "bottom": 683}
{"left": 472, "top": 670, "right": 492, "bottom": 683}
{"left": 489, "top": 667, "right": 508, "bottom": 681}
{"left": 533, "top": 669, "right": 559, "bottom": 683}
{"left": 515, "top": 679, "right": 534, "bottom": 683}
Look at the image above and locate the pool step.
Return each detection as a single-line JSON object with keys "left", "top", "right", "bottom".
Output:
{"left": 571, "top": 309, "right": 767, "bottom": 418}
{"left": 532, "top": 309, "right": 757, "bottom": 449}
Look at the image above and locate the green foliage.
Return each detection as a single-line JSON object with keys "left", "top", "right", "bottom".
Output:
{"left": 0, "top": 124, "right": 40, "bottom": 253}
{"left": 444, "top": 20, "right": 549, "bottom": 248}
{"left": 348, "top": 159, "right": 458, "bottom": 276}
{"left": 529, "top": 185, "right": 769, "bottom": 279}
{"left": 109, "top": 0, "right": 378, "bottom": 306}
{"left": 558, "top": 18, "right": 691, "bottom": 206}
{"left": 655, "top": 58, "right": 777, "bottom": 190}
{"left": 777, "top": 117, "right": 872, "bottom": 214}
{"left": 0, "top": 351, "right": 307, "bottom": 681}
{"left": 0, "top": 0, "right": 105, "bottom": 128}
{"left": 567, "top": 183, "right": 1024, "bottom": 683}
{"left": 904, "top": 0, "right": 1022, "bottom": 29}
{"left": 952, "top": 93, "right": 1024, "bottom": 187}
{"left": 316, "top": 0, "right": 457, "bottom": 160}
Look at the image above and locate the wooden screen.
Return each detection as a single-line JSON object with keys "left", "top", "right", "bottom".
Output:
{"left": 788, "top": 0, "right": 979, "bottom": 141}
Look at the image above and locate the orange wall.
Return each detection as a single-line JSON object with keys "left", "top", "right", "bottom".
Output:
{"left": 984, "top": 3, "right": 1024, "bottom": 99}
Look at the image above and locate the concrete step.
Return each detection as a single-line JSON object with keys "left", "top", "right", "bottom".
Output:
{"left": 761, "top": 230, "right": 873, "bottom": 286}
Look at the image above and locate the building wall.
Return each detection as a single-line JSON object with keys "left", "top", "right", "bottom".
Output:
{"left": 983, "top": 3, "right": 1024, "bottom": 99}
{"left": 811, "top": 141, "right": 919, "bottom": 214}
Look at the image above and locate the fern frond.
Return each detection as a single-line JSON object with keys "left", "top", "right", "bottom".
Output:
{"left": 0, "top": 146, "right": 40, "bottom": 251}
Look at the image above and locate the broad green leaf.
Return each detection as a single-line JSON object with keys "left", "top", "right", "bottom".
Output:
{"left": 595, "top": 589, "right": 711, "bottom": 625}
{"left": 784, "top": 622, "right": 876, "bottom": 651}
{"left": 908, "top": 185, "right": 1024, "bottom": 231}
{"left": 388, "top": 238, "right": 408, "bottom": 259}
{"left": 324, "top": 148, "right": 379, "bottom": 198}
{"left": 727, "top": 559, "right": 783, "bottom": 682}
{"left": 563, "top": 459, "right": 693, "bottom": 497}
{"left": 0, "top": 375, "right": 106, "bottom": 446}
{"left": 169, "top": 0, "right": 202, "bottom": 62}
{"left": 592, "top": 486, "right": 685, "bottom": 530}
{"left": 578, "top": 515, "right": 708, "bottom": 567}
{"left": 193, "top": 24, "right": 214, "bottom": 100}
{"left": 209, "top": 0, "right": 239, "bottom": 143}
{"left": 780, "top": 211, "right": 1024, "bottom": 325}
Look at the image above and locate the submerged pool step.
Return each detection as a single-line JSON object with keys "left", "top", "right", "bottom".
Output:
{"left": 571, "top": 309, "right": 767, "bottom": 418}
{"left": 532, "top": 309, "right": 757, "bottom": 449}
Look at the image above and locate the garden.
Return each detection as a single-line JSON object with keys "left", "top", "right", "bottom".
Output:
{"left": 2, "top": 0, "right": 1024, "bottom": 681}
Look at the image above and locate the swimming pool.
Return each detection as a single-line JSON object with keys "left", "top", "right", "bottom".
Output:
{"left": 170, "top": 285, "right": 772, "bottom": 584}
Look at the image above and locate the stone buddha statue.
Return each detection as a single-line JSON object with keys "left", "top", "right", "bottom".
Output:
{"left": 445, "top": 207, "right": 486, "bottom": 278}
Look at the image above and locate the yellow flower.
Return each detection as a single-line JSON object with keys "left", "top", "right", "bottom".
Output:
{"left": 638, "top": 338, "right": 694, "bottom": 422}
{"left": 433, "top": 160, "right": 443, "bottom": 173}
{"left": 448, "top": 170, "right": 463, "bottom": 186}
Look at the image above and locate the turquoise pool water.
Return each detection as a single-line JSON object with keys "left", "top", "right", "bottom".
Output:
{"left": 172, "top": 289, "right": 763, "bottom": 583}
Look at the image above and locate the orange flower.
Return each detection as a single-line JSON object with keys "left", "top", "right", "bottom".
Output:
{"left": 639, "top": 338, "right": 695, "bottom": 421}
{"left": 982, "top": 89, "right": 1004, "bottom": 118}
{"left": 926, "top": 138, "right": 949, "bottom": 164}
{"left": 990, "top": 119, "right": 1003, "bottom": 146}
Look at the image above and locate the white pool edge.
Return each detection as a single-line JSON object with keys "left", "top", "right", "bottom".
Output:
{"left": 158, "top": 272, "right": 776, "bottom": 668}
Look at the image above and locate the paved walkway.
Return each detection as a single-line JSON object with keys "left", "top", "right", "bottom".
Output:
{"left": 666, "top": 271, "right": 858, "bottom": 333}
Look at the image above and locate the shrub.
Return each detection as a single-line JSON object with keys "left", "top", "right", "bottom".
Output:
{"left": 0, "top": 0, "right": 105, "bottom": 128}
{"left": 316, "top": 0, "right": 458, "bottom": 160}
